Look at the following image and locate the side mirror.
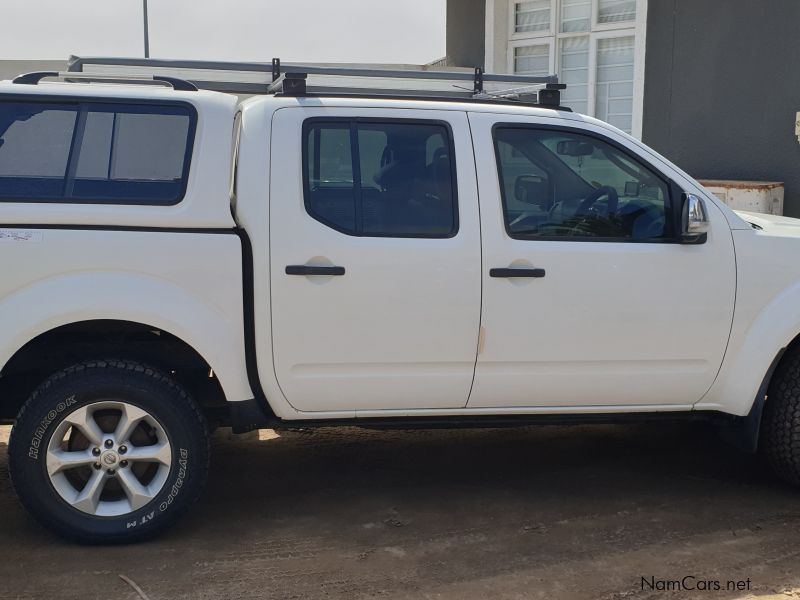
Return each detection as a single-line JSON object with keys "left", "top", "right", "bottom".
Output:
{"left": 681, "top": 193, "right": 709, "bottom": 244}
{"left": 514, "top": 175, "right": 551, "bottom": 208}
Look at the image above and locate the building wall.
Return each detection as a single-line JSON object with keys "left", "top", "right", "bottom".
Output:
{"left": 446, "top": 0, "right": 486, "bottom": 68}
{"left": 643, "top": 0, "right": 800, "bottom": 216}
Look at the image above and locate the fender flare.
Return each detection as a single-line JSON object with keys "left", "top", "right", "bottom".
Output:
{"left": 0, "top": 271, "right": 253, "bottom": 403}
{"left": 702, "top": 281, "right": 800, "bottom": 417}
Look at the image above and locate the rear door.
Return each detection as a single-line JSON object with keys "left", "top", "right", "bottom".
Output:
{"left": 269, "top": 107, "right": 481, "bottom": 414}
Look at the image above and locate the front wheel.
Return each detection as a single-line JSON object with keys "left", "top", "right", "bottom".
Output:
{"left": 8, "top": 360, "right": 210, "bottom": 543}
{"left": 762, "top": 347, "right": 800, "bottom": 486}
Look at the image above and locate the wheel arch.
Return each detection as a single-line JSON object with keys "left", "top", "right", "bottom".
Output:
{"left": 0, "top": 319, "right": 235, "bottom": 423}
{"left": 701, "top": 280, "right": 800, "bottom": 417}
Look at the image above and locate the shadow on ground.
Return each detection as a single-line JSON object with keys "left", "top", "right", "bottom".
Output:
{"left": 1, "top": 423, "right": 799, "bottom": 599}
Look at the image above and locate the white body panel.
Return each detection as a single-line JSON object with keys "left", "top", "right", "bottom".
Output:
{"left": 698, "top": 213, "right": 800, "bottom": 415}
{"left": 0, "top": 229, "right": 252, "bottom": 402}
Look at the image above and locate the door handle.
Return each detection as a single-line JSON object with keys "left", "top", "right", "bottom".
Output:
{"left": 286, "top": 265, "right": 346, "bottom": 276}
{"left": 490, "top": 268, "right": 546, "bottom": 278}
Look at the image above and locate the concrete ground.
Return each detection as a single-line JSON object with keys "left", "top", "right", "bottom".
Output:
{"left": 1, "top": 422, "right": 800, "bottom": 600}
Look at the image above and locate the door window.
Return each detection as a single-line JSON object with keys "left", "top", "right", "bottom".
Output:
{"left": 494, "top": 127, "right": 671, "bottom": 240}
{"left": 303, "top": 119, "right": 458, "bottom": 238}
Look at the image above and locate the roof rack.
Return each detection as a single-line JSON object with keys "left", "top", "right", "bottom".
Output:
{"left": 11, "top": 70, "right": 198, "bottom": 91}
{"left": 66, "top": 56, "right": 567, "bottom": 108}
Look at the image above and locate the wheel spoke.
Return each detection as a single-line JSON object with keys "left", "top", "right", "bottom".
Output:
{"left": 117, "top": 469, "right": 155, "bottom": 512}
{"left": 114, "top": 404, "right": 150, "bottom": 444}
{"left": 71, "top": 470, "right": 107, "bottom": 514}
{"left": 46, "top": 449, "right": 96, "bottom": 476}
{"left": 46, "top": 399, "right": 173, "bottom": 518}
{"left": 124, "top": 442, "right": 171, "bottom": 466}
{"left": 64, "top": 407, "right": 104, "bottom": 447}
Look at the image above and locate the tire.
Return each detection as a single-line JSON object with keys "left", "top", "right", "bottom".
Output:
{"left": 762, "top": 347, "right": 800, "bottom": 486}
{"left": 8, "top": 359, "right": 210, "bottom": 544}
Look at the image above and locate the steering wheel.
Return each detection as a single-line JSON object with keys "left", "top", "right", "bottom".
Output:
{"left": 575, "top": 186, "right": 619, "bottom": 217}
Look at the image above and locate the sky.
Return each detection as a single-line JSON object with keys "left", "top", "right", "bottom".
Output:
{"left": 1, "top": 0, "right": 447, "bottom": 64}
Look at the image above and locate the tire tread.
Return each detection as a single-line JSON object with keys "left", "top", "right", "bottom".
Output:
{"left": 763, "top": 347, "right": 800, "bottom": 486}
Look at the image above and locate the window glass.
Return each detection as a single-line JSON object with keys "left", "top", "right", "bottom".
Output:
{"left": 514, "top": 44, "right": 550, "bottom": 76}
{"left": 0, "top": 101, "right": 194, "bottom": 204}
{"left": 304, "top": 120, "right": 457, "bottom": 238}
{"left": 305, "top": 123, "right": 355, "bottom": 232}
{"left": 559, "top": 36, "right": 589, "bottom": 114}
{"left": 595, "top": 36, "right": 635, "bottom": 133}
{"left": 111, "top": 112, "right": 190, "bottom": 180}
{"left": 0, "top": 103, "right": 77, "bottom": 199}
{"left": 598, "top": 0, "right": 636, "bottom": 24}
{"left": 509, "top": 1, "right": 640, "bottom": 132}
{"left": 560, "top": 0, "right": 591, "bottom": 32}
{"left": 494, "top": 127, "right": 670, "bottom": 240}
{"left": 515, "top": 0, "right": 551, "bottom": 33}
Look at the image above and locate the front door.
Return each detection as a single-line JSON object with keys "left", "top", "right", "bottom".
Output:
{"left": 270, "top": 107, "right": 481, "bottom": 414}
{"left": 467, "top": 113, "right": 736, "bottom": 408}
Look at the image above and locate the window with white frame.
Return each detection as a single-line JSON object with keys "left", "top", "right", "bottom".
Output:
{"left": 506, "top": 0, "right": 643, "bottom": 135}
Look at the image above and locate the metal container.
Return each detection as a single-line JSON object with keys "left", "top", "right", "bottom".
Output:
{"left": 698, "top": 180, "right": 784, "bottom": 215}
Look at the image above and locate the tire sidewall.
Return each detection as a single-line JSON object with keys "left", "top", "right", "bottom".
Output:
{"left": 9, "top": 364, "right": 207, "bottom": 542}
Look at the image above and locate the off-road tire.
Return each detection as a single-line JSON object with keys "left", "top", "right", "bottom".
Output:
{"left": 762, "top": 347, "right": 800, "bottom": 486}
{"left": 8, "top": 359, "right": 210, "bottom": 544}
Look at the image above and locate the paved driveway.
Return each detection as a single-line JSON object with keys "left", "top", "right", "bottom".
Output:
{"left": 1, "top": 423, "right": 800, "bottom": 599}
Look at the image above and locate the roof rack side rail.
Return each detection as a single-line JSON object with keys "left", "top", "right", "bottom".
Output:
{"left": 268, "top": 58, "right": 557, "bottom": 86}
{"left": 66, "top": 56, "right": 567, "bottom": 109}
{"left": 12, "top": 71, "right": 60, "bottom": 85}
{"left": 12, "top": 71, "right": 198, "bottom": 91}
{"left": 267, "top": 57, "right": 563, "bottom": 105}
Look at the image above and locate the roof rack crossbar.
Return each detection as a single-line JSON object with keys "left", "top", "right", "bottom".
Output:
{"left": 12, "top": 70, "right": 198, "bottom": 91}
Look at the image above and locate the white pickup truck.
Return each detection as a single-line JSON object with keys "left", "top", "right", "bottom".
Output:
{"left": 1, "top": 65, "right": 799, "bottom": 544}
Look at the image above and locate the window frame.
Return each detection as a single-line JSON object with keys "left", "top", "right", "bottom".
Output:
{"left": 499, "top": 0, "right": 647, "bottom": 137}
{"left": 508, "top": 38, "right": 556, "bottom": 76}
{"left": 491, "top": 122, "right": 679, "bottom": 244}
{"left": 301, "top": 116, "right": 460, "bottom": 239}
{"left": 509, "top": 0, "right": 555, "bottom": 40}
{"left": 509, "top": 0, "right": 638, "bottom": 37}
{"left": 593, "top": 0, "right": 638, "bottom": 31}
{"left": 0, "top": 94, "right": 197, "bottom": 206}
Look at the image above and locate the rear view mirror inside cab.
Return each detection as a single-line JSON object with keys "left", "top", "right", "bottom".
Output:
{"left": 556, "top": 140, "right": 595, "bottom": 157}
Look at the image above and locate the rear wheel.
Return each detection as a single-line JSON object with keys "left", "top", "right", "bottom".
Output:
{"left": 762, "top": 347, "right": 800, "bottom": 486}
{"left": 8, "top": 360, "right": 210, "bottom": 543}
